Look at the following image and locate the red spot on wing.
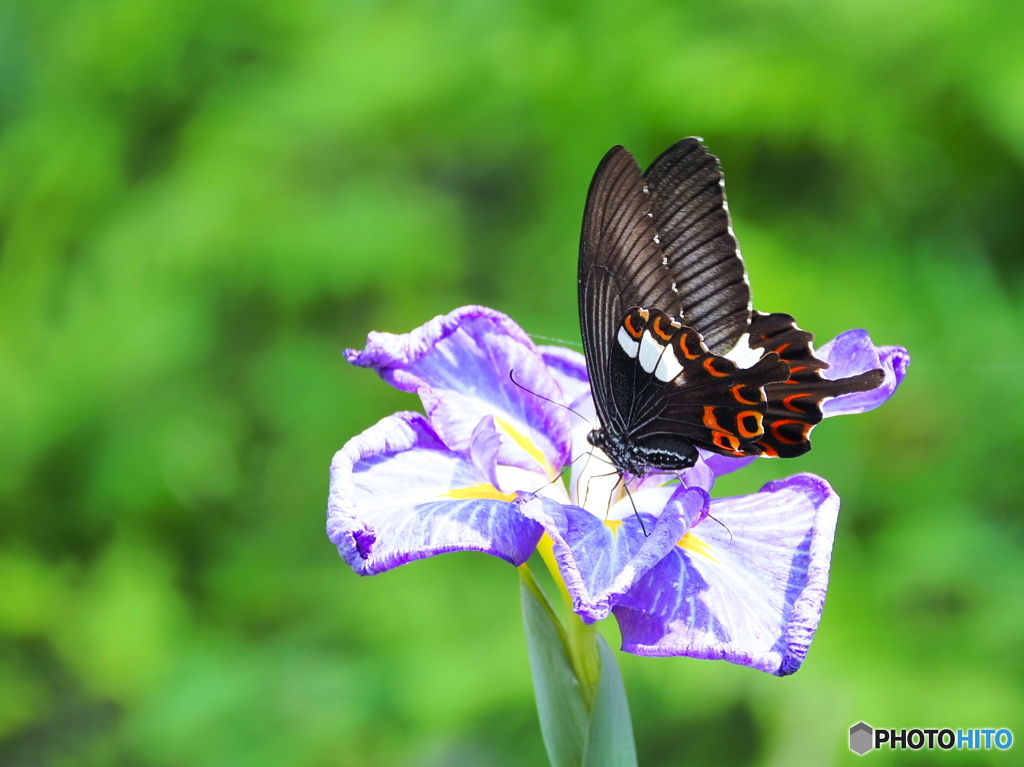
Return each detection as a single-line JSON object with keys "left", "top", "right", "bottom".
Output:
{"left": 782, "top": 393, "right": 814, "bottom": 412}
{"left": 652, "top": 315, "right": 674, "bottom": 341}
{"left": 702, "top": 406, "right": 733, "bottom": 435}
{"left": 702, "top": 357, "right": 731, "bottom": 377}
{"left": 678, "top": 333, "right": 700, "bottom": 360}
{"left": 736, "top": 411, "right": 763, "bottom": 438}
{"left": 730, "top": 383, "right": 763, "bottom": 405}
{"left": 711, "top": 431, "right": 743, "bottom": 454}
{"left": 771, "top": 419, "right": 811, "bottom": 445}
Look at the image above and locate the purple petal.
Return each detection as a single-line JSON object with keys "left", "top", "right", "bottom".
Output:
{"left": 698, "top": 449, "right": 756, "bottom": 479}
{"left": 327, "top": 411, "right": 543, "bottom": 575}
{"left": 346, "top": 306, "right": 572, "bottom": 475}
{"left": 615, "top": 474, "right": 839, "bottom": 676}
{"left": 518, "top": 487, "right": 709, "bottom": 623}
{"left": 469, "top": 415, "right": 504, "bottom": 489}
{"left": 538, "top": 345, "right": 591, "bottom": 408}
{"left": 817, "top": 330, "right": 910, "bottom": 417}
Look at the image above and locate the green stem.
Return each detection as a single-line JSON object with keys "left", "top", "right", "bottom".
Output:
{"left": 534, "top": 535, "right": 601, "bottom": 708}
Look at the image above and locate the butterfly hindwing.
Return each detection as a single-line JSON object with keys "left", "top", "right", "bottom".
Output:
{"left": 610, "top": 308, "right": 789, "bottom": 459}
{"left": 743, "top": 311, "right": 884, "bottom": 457}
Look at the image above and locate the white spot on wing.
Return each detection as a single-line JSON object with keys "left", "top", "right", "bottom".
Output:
{"left": 655, "top": 348, "right": 684, "bottom": 382}
{"left": 617, "top": 326, "right": 640, "bottom": 358}
{"left": 723, "top": 333, "right": 763, "bottom": 369}
{"left": 639, "top": 331, "right": 663, "bottom": 373}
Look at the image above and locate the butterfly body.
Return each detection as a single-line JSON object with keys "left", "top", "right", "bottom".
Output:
{"left": 578, "top": 139, "right": 883, "bottom": 477}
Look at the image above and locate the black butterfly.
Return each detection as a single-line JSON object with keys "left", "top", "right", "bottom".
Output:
{"left": 578, "top": 138, "right": 883, "bottom": 475}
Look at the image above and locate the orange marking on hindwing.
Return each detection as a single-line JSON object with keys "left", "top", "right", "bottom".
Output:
{"left": 755, "top": 441, "right": 780, "bottom": 457}
{"left": 702, "top": 357, "right": 730, "bottom": 377}
{"left": 677, "top": 333, "right": 700, "bottom": 360}
{"left": 711, "top": 431, "right": 743, "bottom": 454}
{"left": 730, "top": 384, "right": 762, "bottom": 405}
{"left": 623, "top": 313, "right": 642, "bottom": 338}
{"left": 703, "top": 406, "right": 734, "bottom": 435}
{"left": 771, "top": 419, "right": 811, "bottom": 445}
{"left": 652, "top": 315, "right": 674, "bottom": 341}
{"left": 774, "top": 342, "right": 791, "bottom": 355}
{"left": 782, "top": 393, "right": 814, "bottom": 412}
{"left": 736, "top": 411, "right": 764, "bottom": 438}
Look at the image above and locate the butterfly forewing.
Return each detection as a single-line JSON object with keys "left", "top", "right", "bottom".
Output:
{"left": 578, "top": 146, "right": 667, "bottom": 432}
{"left": 644, "top": 139, "right": 751, "bottom": 355}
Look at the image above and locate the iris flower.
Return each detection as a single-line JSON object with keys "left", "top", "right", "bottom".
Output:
{"left": 327, "top": 305, "right": 907, "bottom": 676}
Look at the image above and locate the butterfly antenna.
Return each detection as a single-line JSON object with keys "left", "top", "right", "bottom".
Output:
{"left": 620, "top": 480, "right": 649, "bottom": 538}
{"left": 527, "top": 333, "right": 583, "bottom": 349}
{"left": 704, "top": 512, "right": 733, "bottom": 540}
{"left": 508, "top": 370, "right": 593, "bottom": 426}
{"left": 529, "top": 452, "right": 588, "bottom": 495}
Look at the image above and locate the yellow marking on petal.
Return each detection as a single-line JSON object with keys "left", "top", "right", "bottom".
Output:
{"left": 679, "top": 532, "right": 718, "bottom": 563}
{"left": 442, "top": 483, "right": 517, "bottom": 502}
{"left": 604, "top": 519, "right": 623, "bottom": 536}
{"left": 536, "top": 533, "right": 559, "bottom": 579}
{"left": 495, "top": 416, "right": 555, "bottom": 478}
{"left": 535, "top": 534, "right": 573, "bottom": 605}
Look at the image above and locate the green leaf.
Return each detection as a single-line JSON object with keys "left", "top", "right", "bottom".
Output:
{"left": 519, "top": 566, "right": 638, "bottom": 767}
{"left": 582, "top": 635, "right": 638, "bottom": 767}
{"left": 520, "top": 566, "right": 589, "bottom": 767}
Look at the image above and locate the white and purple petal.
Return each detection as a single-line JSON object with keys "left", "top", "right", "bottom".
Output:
{"left": 614, "top": 474, "right": 839, "bottom": 676}
{"left": 346, "top": 306, "right": 572, "bottom": 475}
{"left": 698, "top": 450, "right": 756, "bottom": 481}
{"left": 538, "top": 344, "right": 591, "bottom": 408}
{"left": 818, "top": 329, "right": 910, "bottom": 417}
{"left": 327, "top": 411, "right": 543, "bottom": 574}
{"left": 519, "top": 487, "right": 709, "bottom": 623}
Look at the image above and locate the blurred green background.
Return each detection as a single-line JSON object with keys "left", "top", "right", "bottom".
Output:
{"left": 1, "top": 0, "right": 1022, "bottom": 764}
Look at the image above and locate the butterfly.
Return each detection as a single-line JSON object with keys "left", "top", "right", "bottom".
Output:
{"left": 578, "top": 138, "right": 884, "bottom": 475}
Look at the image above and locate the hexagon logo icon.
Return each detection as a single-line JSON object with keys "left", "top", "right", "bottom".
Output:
{"left": 849, "top": 722, "right": 874, "bottom": 755}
